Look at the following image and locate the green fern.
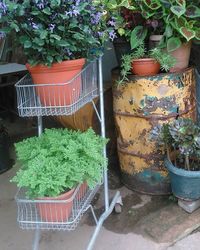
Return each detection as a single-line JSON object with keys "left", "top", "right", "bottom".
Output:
{"left": 11, "top": 128, "right": 108, "bottom": 198}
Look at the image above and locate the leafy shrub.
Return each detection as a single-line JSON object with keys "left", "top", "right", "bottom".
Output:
{"left": 11, "top": 128, "right": 108, "bottom": 198}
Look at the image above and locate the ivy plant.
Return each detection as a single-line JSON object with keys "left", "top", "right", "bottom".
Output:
{"left": 11, "top": 128, "right": 108, "bottom": 198}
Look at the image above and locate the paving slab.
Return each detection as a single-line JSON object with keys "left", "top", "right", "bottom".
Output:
{"left": 85, "top": 186, "right": 200, "bottom": 245}
{"left": 168, "top": 232, "right": 200, "bottom": 250}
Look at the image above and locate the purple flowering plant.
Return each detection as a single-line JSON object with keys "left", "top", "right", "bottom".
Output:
{"left": 0, "top": 0, "right": 114, "bottom": 66}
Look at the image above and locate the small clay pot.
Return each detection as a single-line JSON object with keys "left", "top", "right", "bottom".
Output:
{"left": 131, "top": 58, "right": 160, "bottom": 76}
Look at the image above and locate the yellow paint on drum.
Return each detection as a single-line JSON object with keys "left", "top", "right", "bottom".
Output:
{"left": 113, "top": 68, "right": 196, "bottom": 194}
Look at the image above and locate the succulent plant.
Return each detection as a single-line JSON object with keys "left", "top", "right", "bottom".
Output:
{"left": 150, "top": 118, "right": 200, "bottom": 171}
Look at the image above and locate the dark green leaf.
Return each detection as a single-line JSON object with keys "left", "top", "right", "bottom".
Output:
{"left": 167, "top": 37, "right": 182, "bottom": 52}
{"left": 24, "top": 40, "right": 32, "bottom": 48}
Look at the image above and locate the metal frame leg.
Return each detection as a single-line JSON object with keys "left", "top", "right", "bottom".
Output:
{"left": 32, "top": 228, "right": 40, "bottom": 250}
{"left": 32, "top": 115, "right": 43, "bottom": 250}
{"left": 87, "top": 57, "right": 121, "bottom": 250}
{"left": 37, "top": 116, "right": 43, "bottom": 136}
{"left": 98, "top": 57, "right": 109, "bottom": 211}
{"left": 87, "top": 191, "right": 120, "bottom": 250}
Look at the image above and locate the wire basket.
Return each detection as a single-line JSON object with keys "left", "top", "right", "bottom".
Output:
{"left": 15, "top": 61, "right": 98, "bottom": 117}
{"left": 15, "top": 183, "right": 100, "bottom": 231}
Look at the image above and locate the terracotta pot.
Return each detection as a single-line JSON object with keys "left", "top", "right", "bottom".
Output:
{"left": 131, "top": 58, "right": 160, "bottom": 76}
{"left": 37, "top": 188, "right": 75, "bottom": 222}
{"left": 77, "top": 182, "right": 88, "bottom": 200}
{"left": 26, "top": 58, "right": 86, "bottom": 106}
{"left": 170, "top": 42, "right": 192, "bottom": 72}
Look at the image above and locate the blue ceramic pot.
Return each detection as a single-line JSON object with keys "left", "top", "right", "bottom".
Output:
{"left": 165, "top": 158, "right": 200, "bottom": 200}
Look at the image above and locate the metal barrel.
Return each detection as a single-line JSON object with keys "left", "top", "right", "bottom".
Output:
{"left": 113, "top": 67, "right": 196, "bottom": 195}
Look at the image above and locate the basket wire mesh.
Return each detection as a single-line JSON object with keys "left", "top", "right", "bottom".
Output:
{"left": 15, "top": 61, "right": 98, "bottom": 117}
{"left": 16, "top": 183, "right": 100, "bottom": 231}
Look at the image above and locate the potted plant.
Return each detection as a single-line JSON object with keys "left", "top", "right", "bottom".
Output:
{"left": 129, "top": 0, "right": 200, "bottom": 72}
{"left": 0, "top": 120, "right": 11, "bottom": 174}
{"left": 11, "top": 128, "right": 107, "bottom": 222}
{"left": 150, "top": 118, "right": 200, "bottom": 201}
{"left": 118, "top": 44, "right": 176, "bottom": 83}
{"left": 0, "top": 0, "right": 114, "bottom": 105}
{"left": 101, "top": 0, "right": 146, "bottom": 67}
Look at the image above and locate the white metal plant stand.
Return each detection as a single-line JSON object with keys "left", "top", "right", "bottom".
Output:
{"left": 15, "top": 57, "right": 120, "bottom": 250}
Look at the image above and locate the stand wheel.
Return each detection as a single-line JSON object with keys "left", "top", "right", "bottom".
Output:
{"left": 114, "top": 203, "right": 122, "bottom": 213}
{"left": 114, "top": 195, "right": 123, "bottom": 213}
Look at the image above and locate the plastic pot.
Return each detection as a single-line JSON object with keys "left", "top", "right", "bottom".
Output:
{"left": 165, "top": 158, "right": 200, "bottom": 200}
{"left": 26, "top": 59, "right": 86, "bottom": 106}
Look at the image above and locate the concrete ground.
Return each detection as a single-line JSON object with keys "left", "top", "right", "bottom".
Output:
{"left": 1, "top": 116, "right": 200, "bottom": 250}
{"left": 1, "top": 165, "right": 200, "bottom": 250}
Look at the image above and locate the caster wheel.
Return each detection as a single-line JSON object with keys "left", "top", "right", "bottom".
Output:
{"left": 114, "top": 203, "right": 122, "bottom": 213}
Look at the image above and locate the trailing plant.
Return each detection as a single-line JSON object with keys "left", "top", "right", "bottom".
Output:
{"left": 150, "top": 48, "right": 176, "bottom": 71}
{"left": 11, "top": 128, "right": 108, "bottom": 198}
{"left": 118, "top": 44, "right": 176, "bottom": 84}
{"left": 0, "top": 0, "right": 114, "bottom": 66}
{"left": 150, "top": 118, "right": 200, "bottom": 171}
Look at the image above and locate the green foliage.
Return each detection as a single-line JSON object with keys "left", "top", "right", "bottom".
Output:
{"left": 11, "top": 128, "right": 108, "bottom": 198}
{"left": 105, "top": 0, "right": 200, "bottom": 50}
{"left": 130, "top": 26, "right": 148, "bottom": 50}
{"left": 102, "top": 1, "right": 145, "bottom": 42}
{"left": 133, "top": 0, "right": 200, "bottom": 51}
{"left": 0, "top": 0, "right": 114, "bottom": 66}
{"left": 150, "top": 48, "right": 176, "bottom": 72}
{"left": 150, "top": 123, "right": 173, "bottom": 148}
{"left": 150, "top": 118, "right": 200, "bottom": 171}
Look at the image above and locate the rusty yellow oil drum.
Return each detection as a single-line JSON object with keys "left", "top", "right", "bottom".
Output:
{"left": 113, "top": 67, "right": 196, "bottom": 195}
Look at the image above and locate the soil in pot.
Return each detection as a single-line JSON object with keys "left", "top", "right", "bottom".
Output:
{"left": 37, "top": 188, "right": 75, "bottom": 222}
{"left": 131, "top": 58, "right": 160, "bottom": 76}
{"left": 26, "top": 58, "right": 85, "bottom": 106}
